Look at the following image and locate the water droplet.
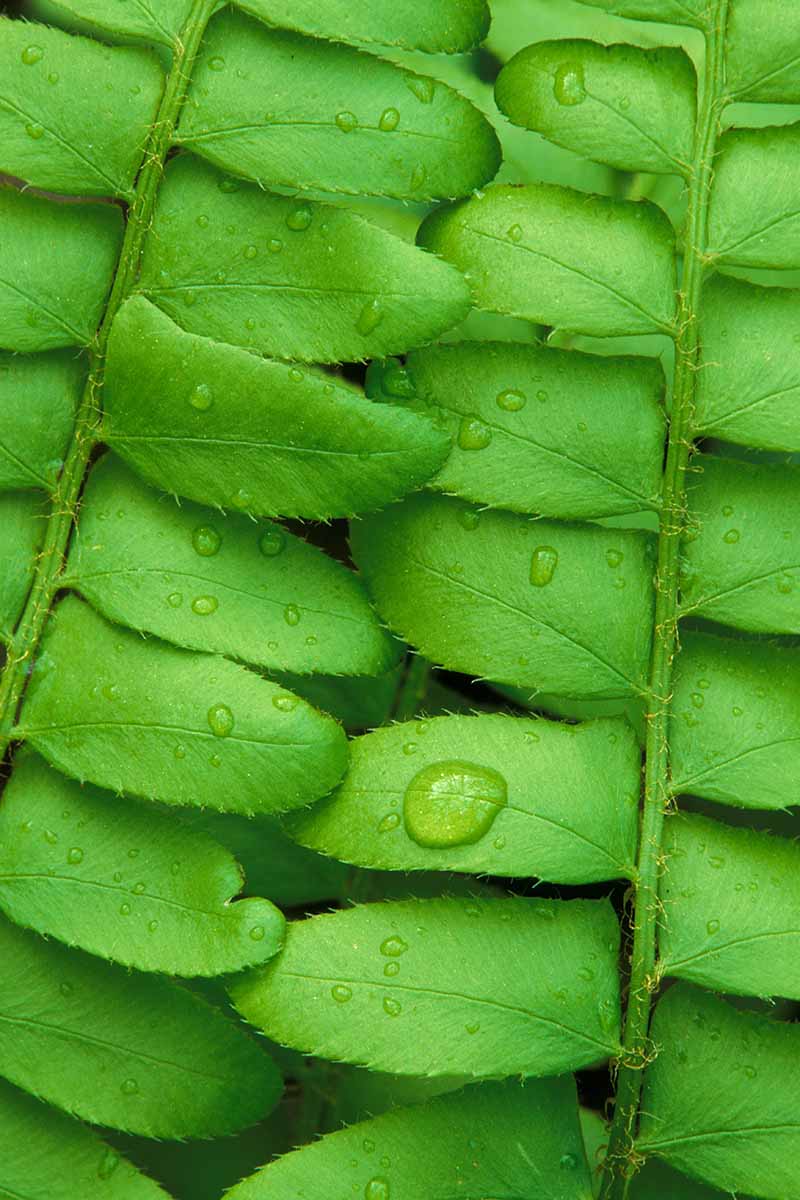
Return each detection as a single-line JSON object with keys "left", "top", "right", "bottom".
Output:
{"left": 336, "top": 110, "right": 358, "bottom": 133}
{"left": 25, "top": 122, "right": 45, "bottom": 140}
{"left": 382, "top": 364, "right": 416, "bottom": 398}
{"left": 553, "top": 60, "right": 586, "bottom": 105}
{"left": 363, "top": 1138, "right": 376, "bottom": 1153}
{"left": 192, "top": 595, "right": 219, "bottom": 616}
{"left": 284, "top": 603, "right": 301, "bottom": 626}
{"left": 365, "top": 1178, "right": 390, "bottom": 1200}
{"left": 208, "top": 56, "right": 225, "bottom": 70}
{"left": 286, "top": 204, "right": 312, "bottom": 231}
{"left": 744, "top": 1064, "right": 757, "bottom": 1079}
{"left": 207, "top": 703, "right": 234, "bottom": 738}
{"left": 21, "top": 45, "right": 44, "bottom": 65}
{"left": 249, "top": 924, "right": 265, "bottom": 941}
{"left": 188, "top": 383, "right": 213, "bottom": 411}
{"left": 192, "top": 525, "right": 221, "bottom": 556}
{"left": 167, "top": 590, "right": 183, "bottom": 610}
{"left": 606, "top": 549, "right": 624, "bottom": 569}
{"left": 268, "top": 238, "right": 283, "bottom": 254}
{"left": 578, "top": 966, "right": 595, "bottom": 982}
{"left": 380, "top": 936, "right": 408, "bottom": 958}
{"left": 357, "top": 299, "right": 384, "bottom": 335}
{"left": 690, "top": 692, "right": 704, "bottom": 709}
{"left": 378, "top": 107, "right": 400, "bottom": 131}
{"left": 723, "top": 529, "right": 740, "bottom": 544}
{"left": 536, "top": 389, "right": 548, "bottom": 403}
{"left": 559, "top": 1153, "right": 579, "bottom": 1171}
{"left": 48, "top": 72, "right": 59, "bottom": 84}
{"left": 706, "top": 918, "right": 720, "bottom": 935}
{"left": 119, "top": 903, "right": 131, "bottom": 916}
{"left": 457, "top": 415, "right": 492, "bottom": 451}
{"left": 196, "top": 214, "right": 209, "bottom": 229}
{"left": 272, "top": 694, "right": 298, "bottom": 712}
{"left": 378, "top": 813, "right": 400, "bottom": 833}
{"left": 383, "top": 996, "right": 402, "bottom": 1017}
{"left": 465, "top": 1021, "right": 480, "bottom": 1035}
{"left": 403, "top": 760, "right": 507, "bottom": 848}
{"left": 147, "top": 920, "right": 159, "bottom": 934}
{"left": 618, "top": 96, "right": 631, "bottom": 110}
{"left": 708, "top": 855, "right": 724, "bottom": 869}
{"left": 458, "top": 508, "right": 481, "bottom": 531}
{"left": 496, "top": 388, "right": 526, "bottom": 412}
{"left": 44, "top": 829, "right": 58, "bottom": 846}
{"left": 384, "top": 961, "right": 400, "bottom": 977}
{"left": 120, "top": 1078, "right": 138, "bottom": 1095}
{"left": 530, "top": 545, "right": 558, "bottom": 587}
{"left": 402, "top": 742, "right": 418, "bottom": 756}
{"left": 332, "top": 984, "right": 352, "bottom": 1003}
{"left": 98, "top": 1148, "right": 120, "bottom": 1180}
{"left": 507, "top": 223, "right": 523, "bottom": 243}
{"left": 66, "top": 847, "right": 83, "bottom": 865}
{"left": 407, "top": 76, "right": 435, "bottom": 104}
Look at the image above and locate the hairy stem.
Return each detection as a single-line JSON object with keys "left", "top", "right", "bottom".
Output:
{"left": 599, "top": 8, "right": 729, "bottom": 1196}
{"left": 0, "top": 0, "right": 217, "bottom": 752}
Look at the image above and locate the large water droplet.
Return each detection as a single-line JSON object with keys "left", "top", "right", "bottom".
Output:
{"left": 365, "top": 1178, "right": 390, "bottom": 1200}
{"left": 286, "top": 204, "right": 312, "bottom": 231}
{"left": 378, "top": 107, "right": 400, "bottom": 131}
{"left": 207, "top": 703, "right": 234, "bottom": 737}
{"left": 496, "top": 388, "right": 526, "bottom": 412}
{"left": 380, "top": 935, "right": 408, "bottom": 958}
{"left": 553, "top": 62, "right": 586, "bottom": 106}
{"left": 457, "top": 415, "right": 492, "bottom": 451}
{"left": 332, "top": 984, "right": 352, "bottom": 1003}
{"left": 530, "top": 545, "right": 558, "bottom": 587}
{"left": 272, "top": 694, "right": 298, "bottom": 712}
{"left": 403, "top": 760, "right": 507, "bottom": 848}
{"left": 335, "top": 110, "right": 358, "bottom": 133}
{"left": 192, "top": 595, "right": 219, "bottom": 615}
{"left": 21, "top": 45, "right": 44, "bottom": 65}
{"left": 192, "top": 525, "right": 221, "bottom": 556}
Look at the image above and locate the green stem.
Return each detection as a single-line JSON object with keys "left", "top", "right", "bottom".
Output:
{"left": 0, "top": 0, "right": 217, "bottom": 752}
{"left": 599, "top": 8, "right": 729, "bottom": 1196}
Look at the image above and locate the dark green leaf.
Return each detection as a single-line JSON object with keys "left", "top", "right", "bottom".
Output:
{"left": 391, "top": 339, "right": 665, "bottom": 518}
{"left": 727, "top": 0, "right": 800, "bottom": 102}
{"left": 681, "top": 455, "right": 800, "bottom": 634}
{"left": 0, "top": 349, "right": 82, "bottom": 493}
{"left": 0, "top": 18, "right": 163, "bottom": 198}
{"left": 0, "top": 491, "right": 43, "bottom": 644}
{"left": 104, "top": 297, "right": 450, "bottom": 519}
{"left": 274, "top": 667, "right": 402, "bottom": 731}
{"left": 285, "top": 713, "right": 639, "bottom": 883}
{"left": 496, "top": 40, "right": 695, "bottom": 175}
{"left": 237, "top": 0, "right": 490, "bottom": 52}
{"left": 417, "top": 183, "right": 677, "bottom": 336}
{"left": 0, "top": 185, "right": 122, "bottom": 351}
{"left": 638, "top": 984, "right": 800, "bottom": 1199}
{"left": 0, "top": 1077, "right": 171, "bottom": 1200}
{"left": 694, "top": 274, "right": 800, "bottom": 452}
{"left": 18, "top": 595, "right": 348, "bottom": 815}
{"left": 669, "top": 630, "right": 800, "bottom": 810}
{"left": 139, "top": 156, "right": 471, "bottom": 363}
{"left": 67, "top": 455, "right": 400, "bottom": 676}
{"left": 178, "top": 10, "right": 500, "bottom": 200}
{"left": 0, "top": 915, "right": 281, "bottom": 1137}
{"left": 351, "top": 493, "right": 655, "bottom": 699}
{"left": 226, "top": 1079, "right": 592, "bottom": 1200}
{"left": 230, "top": 896, "right": 621, "bottom": 1077}
{"left": 708, "top": 125, "right": 800, "bottom": 269}
{"left": 0, "top": 750, "right": 286, "bottom": 976}
{"left": 660, "top": 810, "right": 800, "bottom": 1000}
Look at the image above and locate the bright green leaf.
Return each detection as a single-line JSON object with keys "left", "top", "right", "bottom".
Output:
{"left": 496, "top": 40, "right": 695, "bottom": 175}
{"left": 660, "top": 810, "right": 800, "bottom": 1000}
{"left": 178, "top": 10, "right": 500, "bottom": 200}
{"left": 0, "top": 349, "right": 82, "bottom": 492}
{"left": 572, "top": 0, "right": 709, "bottom": 25}
{"left": 0, "top": 750, "right": 286, "bottom": 976}
{"left": 0, "top": 185, "right": 122, "bottom": 351}
{"left": 226, "top": 1079, "right": 592, "bottom": 1200}
{"left": 351, "top": 493, "right": 655, "bottom": 699}
{"left": 104, "top": 297, "right": 450, "bottom": 520}
{"left": 0, "top": 914, "right": 281, "bottom": 1137}
{"left": 230, "top": 895, "right": 621, "bottom": 1077}
{"left": 18, "top": 595, "right": 348, "bottom": 815}
{"left": 237, "top": 0, "right": 490, "bottom": 52}
{"left": 638, "top": 983, "right": 800, "bottom": 1199}
{"left": 0, "top": 491, "right": 43, "bottom": 644}
{"left": 694, "top": 274, "right": 800, "bottom": 452}
{"left": 0, "top": 1076, "right": 172, "bottom": 1200}
{"left": 681, "top": 454, "right": 800, "bottom": 634}
{"left": 139, "top": 156, "right": 471, "bottom": 363}
{"left": 0, "top": 18, "right": 163, "bottom": 198}
{"left": 708, "top": 125, "right": 800, "bottom": 269}
{"left": 387, "top": 339, "right": 665, "bottom": 518}
{"left": 23, "top": 0, "right": 191, "bottom": 47}
{"left": 669, "top": 630, "right": 800, "bottom": 810}
{"left": 727, "top": 0, "right": 800, "bottom": 102}
{"left": 418, "top": 183, "right": 677, "bottom": 336}
{"left": 285, "top": 713, "right": 639, "bottom": 882}
{"left": 67, "top": 455, "right": 399, "bottom": 677}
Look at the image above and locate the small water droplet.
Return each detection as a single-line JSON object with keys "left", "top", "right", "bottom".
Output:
{"left": 402, "top": 741, "right": 418, "bottom": 756}
{"left": 530, "top": 545, "right": 558, "bottom": 587}
{"left": 286, "top": 204, "right": 312, "bottom": 231}
{"left": 384, "top": 961, "right": 400, "bottom": 977}
{"left": 618, "top": 96, "right": 631, "bottom": 110}
{"left": 457, "top": 415, "right": 492, "bottom": 451}
{"left": 196, "top": 214, "right": 209, "bottom": 228}
{"left": 208, "top": 703, "right": 234, "bottom": 738}
{"left": 606, "top": 549, "right": 624, "bottom": 569}
{"left": 380, "top": 936, "right": 408, "bottom": 958}
{"left": 272, "top": 694, "right": 298, "bottom": 712}
{"left": 258, "top": 527, "right": 285, "bottom": 557}
{"left": 44, "top": 829, "right": 58, "bottom": 846}
{"left": 208, "top": 55, "right": 225, "bottom": 71}
{"left": 132, "top": 882, "right": 145, "bottom": 895}
{"left": 21, "top": 45, "right": 44, "bottom": 65}
{"left": 167, "top": 591, "right": 183, "bottom": 608}
{"left": 378, "top": 107, "right": 400, "bottom": 131}
{"left": 409, "top": 163, "right": 426, "bottom": 190}
{"left": 120, "top": 1078, "right": 138, "bottom": 1095}
{"left": 536, "top": 389, "right": 548, "bottom": 403}
{"left": 496, "top": 388, "right": 526, "bottom": 412}
{"left": 192, "top": 525, "right": 221, "bottom": 556}
{"left": 192, "top": 595, "right": 219, "bottom": 616}
{"left": 723, "top": 528, "right": 740, "bottom": 544}
{"left": 119, "top": 903, "right": 131, "bottom": 916}
{"left": 284, "top": 603, "right": 301, "bottom": 626}
{"left": 559, "top": 1152, "right": 579, "bottom": 1171}
{"left": 404, "top": 760, "right": 507, "bottom": 848}
{"left": 378, "top": 813, "right": 400, "bottom": 833}
{"left": 188, "top": 383, "right": 213, "bottom": 411}
{"left": 332, "top": 984, "right": 352, "bottom": 1003}
{"left": 357, "top": 299, "right": 384, "bottom": 335}
{"left": 744, "top": 1064, "right": 757, "bottom": 1079}
{"left": 66, "top": 847, "right": 83, "bottom": 865}
{"left": 25, "top": 122, "right": 45, "bottom": 140}
{"left": 336, "top": 110, "right": 358, "bottom": 133}
{"left": 383, "top": 996, "right": 402, "bottom": 1017}
{"left": 364, "top": 1178, "right": 390, "bottom": 1200}
{"left": 268, "top": 237, "right": 283, "bottom": 253}
{"left": 706, "top": 918, "right": 720, "bottom": 935}
{"left": 506, "top": 223, "right": 523, "bottom": 243}
{"left": 249, "top": 924, "right": 265, "bottom": 941}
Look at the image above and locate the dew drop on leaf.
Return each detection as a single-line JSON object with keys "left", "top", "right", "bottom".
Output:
{"left": 207, "top": 703, "right": 234, "bottom": 738}
{"left": 286, "top": 204, "right": 312, "bottom": 231}
{"left": 259, "top": 527, "right": 285, "bottom": 557}
{"left": 496, "top": 388, "right": 526, "bottom": 412}
{"left": 378, "top": 813, "right": 400, "bottom": 833}
{"left": 192, "top": 595, "right": 219, "bottom": 615}
{"left": 188, "top": 383, "right": 213, "bottom": 411}
{"left": 382, "top": 996, "right": 402, "bottom": 1017}
{"left": 553, "top": 61, "right": 586, "bottom": 106}
{"left": 249, "top": 924, "right": 265, "bottom": 941}
{"left": 706, "top": 918, "right": 720, "bottom": 935}
{"left": 284, "top": 603, "right": 301, "bottom": 626}
{"left": 378, "top": 107, "right": 400, "bottom": 131}
{"left": 331, "top": 984, "right": 352, "bottom": 1003}
{"left": 380, "top": 936, "right": 408, "bottom": 958}
{"left": 530, "top": 545, "right": 559, "bottom": 587}
{"left": 365, "top": 1178, "right": 390, "bottom": 1200}
{"left": 406, "top": 75, "right": 435, "bottom": 104}
{"left": 357, "top": 299, "right": 384, "bottom": 335}
{"left": 403, "top": 760, "right": 507, "bottom": 848}
{"left": 21, "top": 45, "right": 43, "bottom": 65}
{"left": 457, "top": 415, "right": 492, "bottom": 451}
{"left": 335, "top": 110, "right": 358, "bottom": 133}
{"left": 120, "top": 1078, "right": 138, "bottom": 1095}
{"left": 272, "top": 694, "right": 298, "bottom": 712}
{"left": 192, "top": 525, "right": 221, "bottom": 556}
{"left": 25, "top": 123, "right": 44, "bottom": 140}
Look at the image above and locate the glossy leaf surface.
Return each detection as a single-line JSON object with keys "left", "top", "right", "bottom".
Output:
{"left": 0, "top": 350, "right": 82, "bottom": 493}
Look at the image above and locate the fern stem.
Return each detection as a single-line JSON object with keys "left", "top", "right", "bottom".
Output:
{"left": 599, "top": 8, "right": 729, "bottom": 1196}
{"left": 0, "top": 0, "right": 217, "bottom": 751}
